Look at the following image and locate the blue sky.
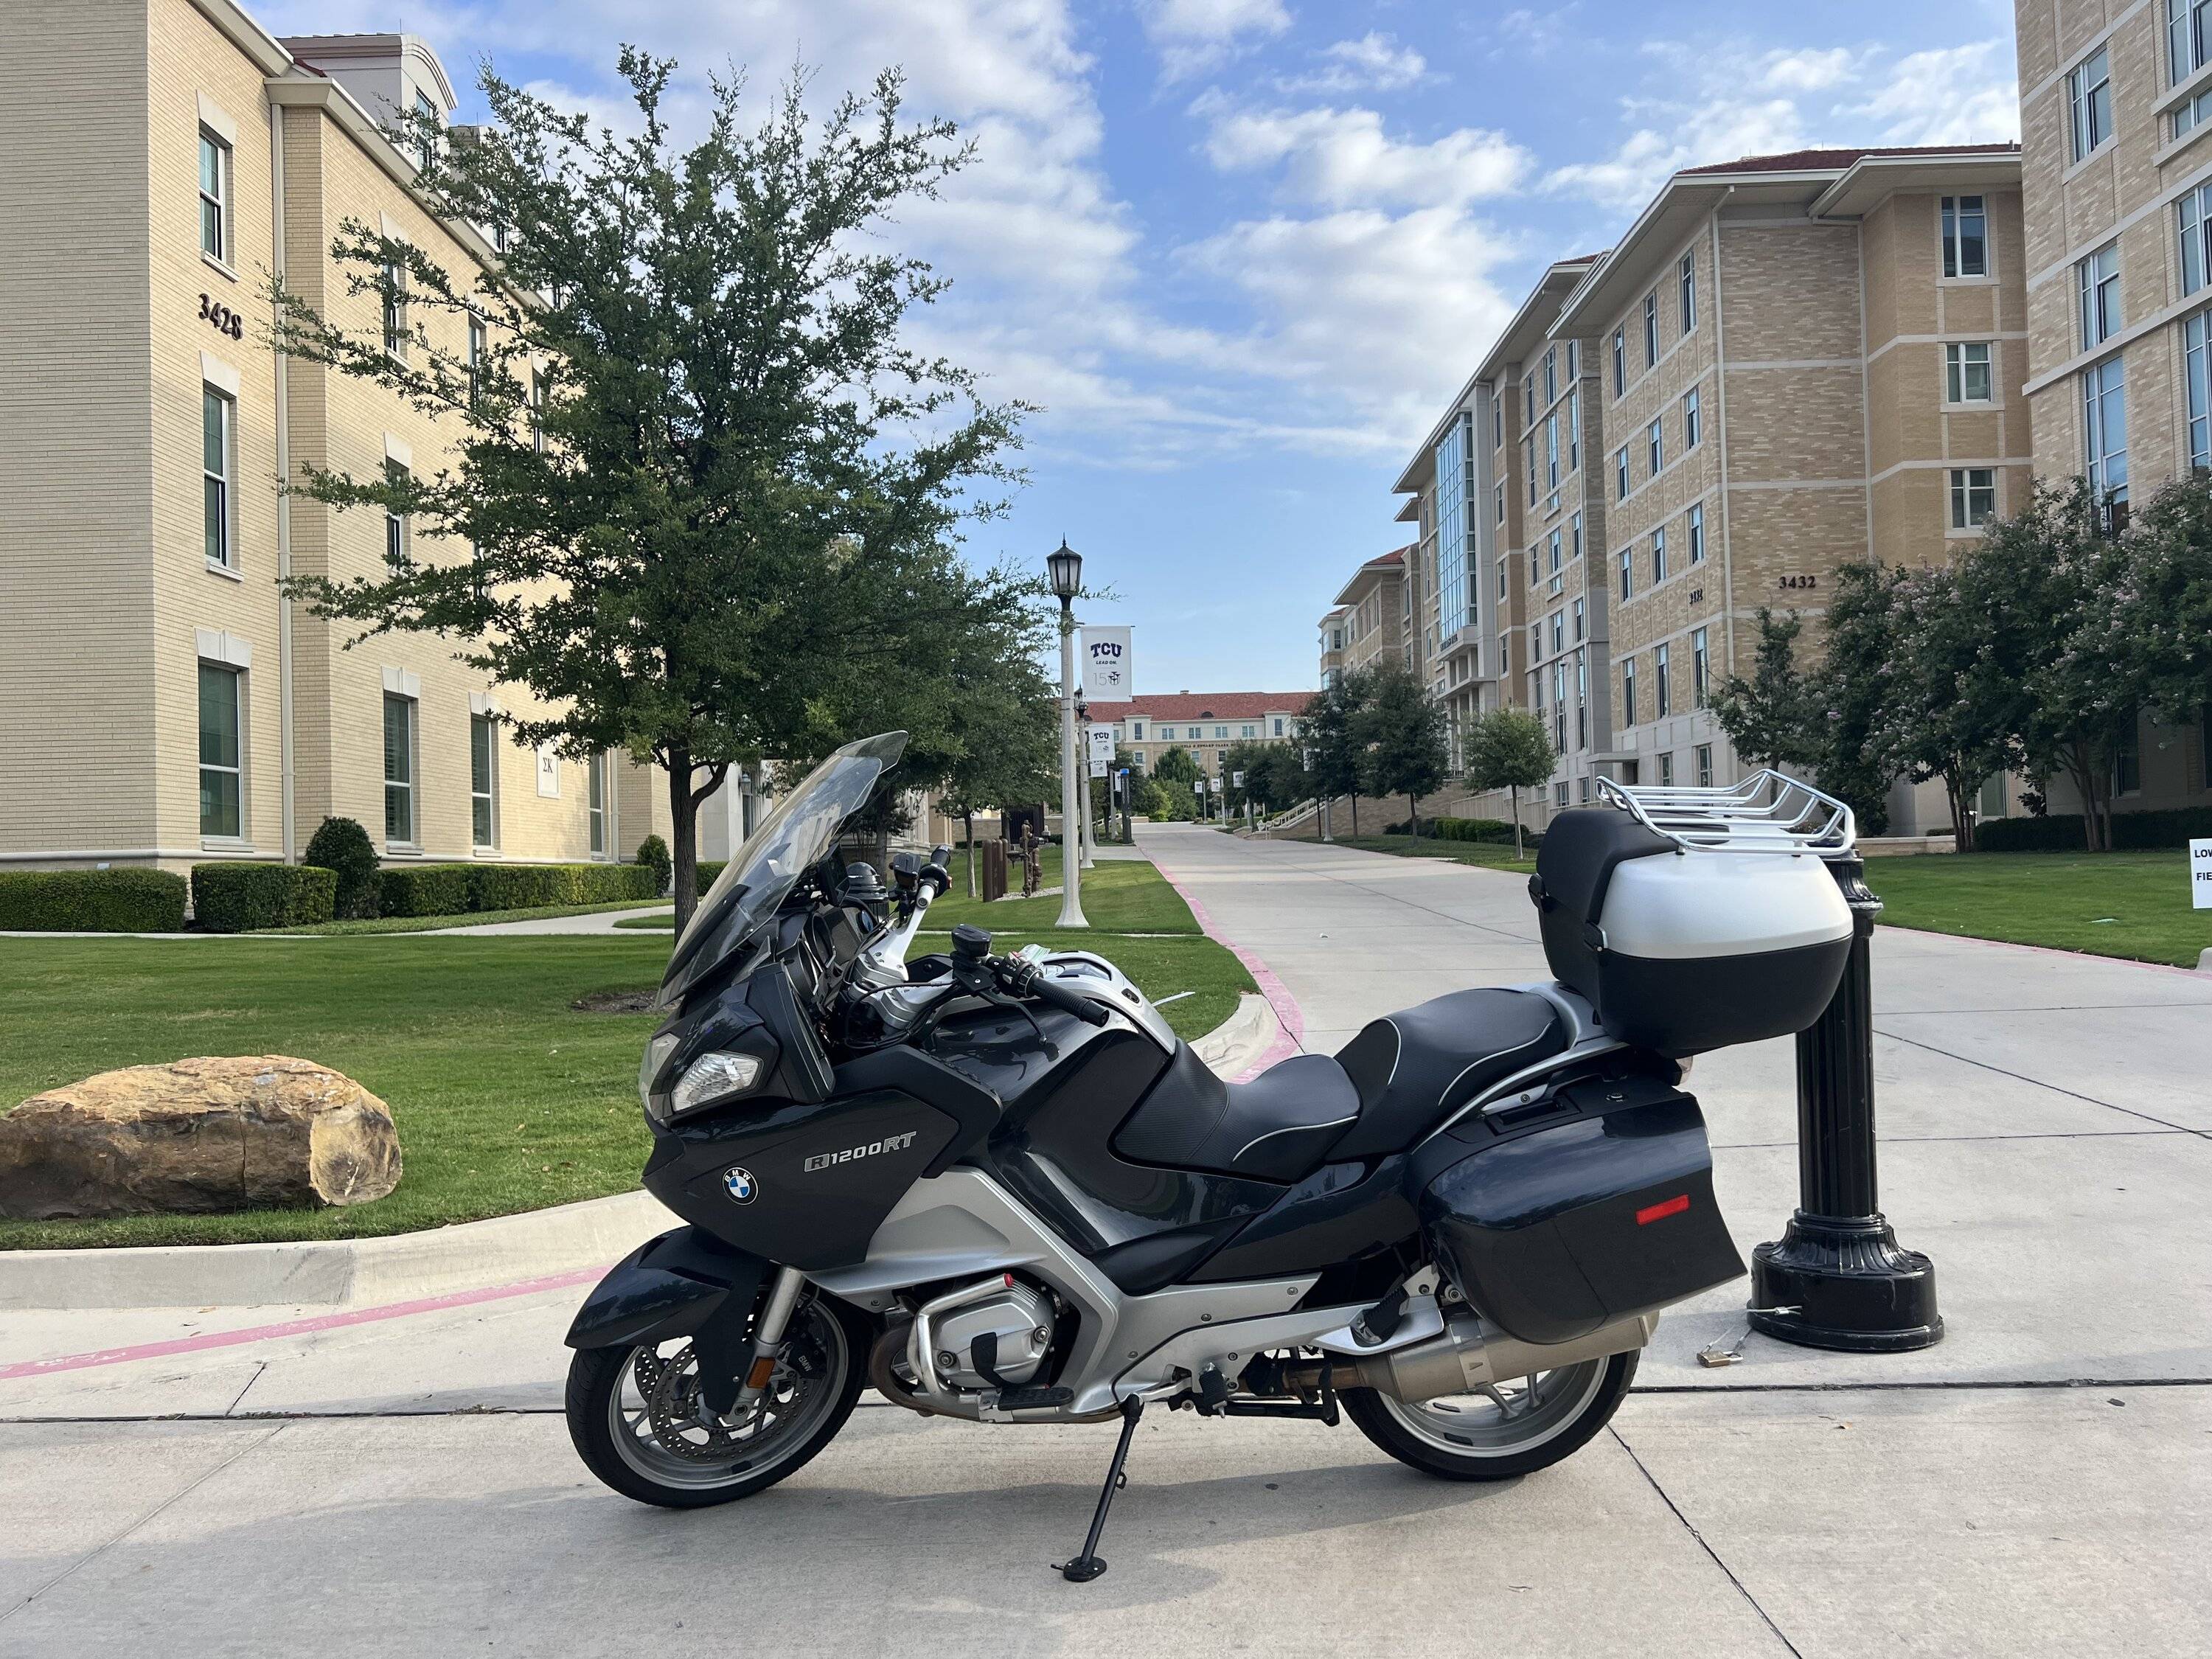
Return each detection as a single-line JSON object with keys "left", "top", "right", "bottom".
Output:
{"left": 259, "top": 0, "right": 2022, "bottom": 695}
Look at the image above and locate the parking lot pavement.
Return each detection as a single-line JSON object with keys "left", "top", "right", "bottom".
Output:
{"left": 2, "top": 824, "right": 2206, "bottom": 1655}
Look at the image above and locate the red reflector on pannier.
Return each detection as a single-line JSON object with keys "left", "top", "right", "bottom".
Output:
{"left": 1635, "top": 1193, "right": 1691, "bottom": 1225}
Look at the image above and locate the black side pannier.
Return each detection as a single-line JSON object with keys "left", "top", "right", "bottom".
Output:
{"left": 1410, "top": 1071, "right": 1745, "bottom": 1345}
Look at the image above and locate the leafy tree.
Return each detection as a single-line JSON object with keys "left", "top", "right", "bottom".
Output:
{"left": 1304, "top": 669, "right": 1372, "bottom": 835}
{"left": 1875, "top": 562, "right": 2013, "bottom": 852}
{"left": 1708, "top": 609, "right": 1818, "bottom": 771}
{"left": 1149, "top": 745, "right": 1203, "bottom": 821}
{"left": 1236, "top": 742, "right": 1308, "bottom": 815}
{"left": 1357, "top": 662, "right": 1449, "bottom": 835}
{"left": 1461, "top": 707, "right": 1554, "bottom": 858}
{"left": 928, "top": 635, "right": 1058, "bottom": 896}
{"left": 267, "top": 56, "right": 1026, "bottom": 929}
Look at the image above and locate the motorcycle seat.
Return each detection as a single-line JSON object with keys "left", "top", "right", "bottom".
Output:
{"left": 1111, "top": 1043, "right": 1360, "bottom": 1183}
{"left": 1327, "top": 988, "right": 1568, "bottom": 1160}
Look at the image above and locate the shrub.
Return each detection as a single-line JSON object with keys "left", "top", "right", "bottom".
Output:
{"left": 305, "top": 817, "right": 380, "bottom": 918}
{"left": 1433, "top": 815, "right": 1515, "bottom": 844}
{"left": 0, "top": 869, "right": 188, "bottom": 933}
{"left": 377, "top": 863, "right": 475, "bottom": 917}
{"left": 635, "top": 834, "right": 672, "bottom": 894}
{"left": 191, "top": 863, "right": 338, "bottom": 932}
{"left": 1977, "top": 806, "right": 2212, "bottom": 852}
{"left": 381, "top": 861, "right": 659, "bottom": 917}
{"left": 695, "top": 860, "right": 726, "bottom": 898}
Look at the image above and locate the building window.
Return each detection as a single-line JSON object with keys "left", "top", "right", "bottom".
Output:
{"left": 1949, "top": 466, "right": 1997, "bottom": 529}
{"left": 1643, "top": 290, "right": 1659, "bottom": 366}
{"left": 1571, "top": 512, "right": 1583, "bottom": 560}
{"left": 1652, "top": 526, "right": 1668, "bottom": 585}
{"left": 1525, "top": 376, "right": 1536, "bottom": 428}
{"left": 1692, "top": 627, "right": 1709, "bottom": 706}
{"left": 1647, "top": 417, "right": 1663, "bottom": 475}
{"left": 202, "top": 386, "right": 234, "bottom": 570}
{"left": 2179, "top": 184, "right": 2212, "bottom": 296}
{"left": 467, "top": 317, "right": 487, "bottom": 406}
{"left": 529, "top": 372, "right": 546, "bottom": 453}
{"left": 381, "top": 258, "right": 406, "bottom": 358}
{"left": 1553, "top": 666, "right": 1567, "bottom": 753}
{"left": 413, "top": 88, "right": 439, "bottom": 171}
{"left": 1527, "top": 442, "right": 1537, "bottom": 506}
{"left": 198, "top": 129, "right": 232, "bottom": 264}
{"left": 1615, "top": 446, "right": 1630, "bottom": 500}
{"left": 1679, "top": 250, "right": 1696, "bottom": 333}
{"left": 2186, "top": 312, "right": 2212, "bottom": 470}
{"left": 1618, "top": 545, "right": 1632, "bottom": 600}
{"left": 1550, "top": 610, "right": 1565, "bottom": 655}
{"left": 2112, "top": 717, "right": 2141, "bottom": 795}
{"left": 1543, "top": 345, "right": 1557, "bottom": 403}
{"left": 2078, "top": 243, "right": 2121, "bottom": 348}
{"left": 1656, "top": 642, "right": 1672, "bottom": 716}
{"left": 1494, "top": 482, "right": 1504, "bottom": 524}
{"left": 1683, "top": 386, "right": 1701, "bottom": 448}
{"left": 1946, "top": 341, "right": 1993, "bottom": 403}
{"left": 1549, "top": 528, "right": 1562, "bottom": 576}
{"left": 1688, "top": 501, "right": 1705, "bottom": 563}
{"left": 1941, "top": 195, "right": 1987, "bottom": 278}
{"left": 470, "top": 713, "right": 497, "bottom": 846}
{"left": 2084, "top": 358, "right": 2129, "bottom": 516}
{"left": 1622, "top": 656, "right": 1637, "bottom": 726}
{"left": 383, "top": 694, "right": 416, "bottom": 844}
{"left": 198, "top": 663, "right": 242, "bottom": 838}
{"left": 1546, "top": 414, "right": 1559, "bottom": 488}
{"left": 1568, "top": 391, "right": 1579, "bottom": 470}
{"left": 1576, "top": 653, "right": 1587, "bottom": 749}
{"left": 588, "top": 751, "right": 607, "bottom": 855}
{"left": 1555, "top": 780, "right": 1569, "bottom": 808}
{"left": 1695, "top": 743, "right": 1714, "bottom": 788}
{"left": 2173, "top": 0, "right": 2212, "bottom": 84}
{"left": 1490, "top": 392, "right": 1502, "bottom": 446}
{"left": 1657, "top": 751, "right": 1674, "bottom": 787}
{"left": 1573, "top": 597, "right": 1585, "bottom": 641}
{"left": 1612, "top": 327, "right": 1626, "bottom": 396}
{"left": 1242, "top": 724, "right": 1256, "bottom": 738}
{"left": 384, "top": 460, "right": 410, "bottom": 568}
{"left": 1272, "top": 717, "right": 1283, "bottom": 736}
{"left": 1133, "top": 721, "right": 1145, "bottom": 740}
{"left": 1214, "top": 724, "right": 1228, "bottom": 739}
{"left": 2069, "top": 46, "right": 2113, "bottom": 161}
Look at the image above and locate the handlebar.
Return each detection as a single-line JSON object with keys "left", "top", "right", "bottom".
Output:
{"left": 1012, "top": 964, "right": 1112, "bottom": 1027}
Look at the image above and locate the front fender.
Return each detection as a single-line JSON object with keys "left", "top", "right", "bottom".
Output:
{"left": 565, "top": 1225, "right": 771, "bottom": 1352}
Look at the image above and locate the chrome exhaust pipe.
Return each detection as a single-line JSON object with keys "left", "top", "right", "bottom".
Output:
{"left": 1285, "top": 1311, "right": 1655, "bottom": 1403}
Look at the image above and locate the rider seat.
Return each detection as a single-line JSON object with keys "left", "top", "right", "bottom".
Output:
{"left": 1328, "top": 988, "right": 1568, "bottom": 1161}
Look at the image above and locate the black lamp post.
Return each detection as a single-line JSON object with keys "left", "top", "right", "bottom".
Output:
{"left": 1048, "top": 541, "right": 1088, "bottom": 929}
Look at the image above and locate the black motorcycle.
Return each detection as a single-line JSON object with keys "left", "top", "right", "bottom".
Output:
{"left": 566, "top": 733, "right": 1857, "bottom": 1580}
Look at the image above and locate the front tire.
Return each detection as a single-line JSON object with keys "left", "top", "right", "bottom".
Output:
{"left": 566, "top": 1291, "right": 869, "bottom": 1509}
{"left": 1343, "top": 1349, "right": 1638, "bottom": 1481}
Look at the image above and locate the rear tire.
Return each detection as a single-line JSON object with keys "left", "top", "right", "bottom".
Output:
{"left": 1343, "top": 1349, "right": 1637, "bottom": 1481}
{"left": 566, "top": 1293, "right": 870, "bottom": 1509}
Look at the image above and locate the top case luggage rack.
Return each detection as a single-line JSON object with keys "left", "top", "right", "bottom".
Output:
{"left": 1591, "top": 770, "right": 1855, "bottom": 858}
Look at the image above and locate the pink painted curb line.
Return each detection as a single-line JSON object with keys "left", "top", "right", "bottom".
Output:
{"left": 1151, "top": 858, "right": 1306, "bottom": 1082}
{"left": 1, "top": 1265, "right": 607, "bottom": 1382}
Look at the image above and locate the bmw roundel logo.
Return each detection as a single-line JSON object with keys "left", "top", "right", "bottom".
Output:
{"left": 722, "top": 1166, "right": 758, "bottom": 1204}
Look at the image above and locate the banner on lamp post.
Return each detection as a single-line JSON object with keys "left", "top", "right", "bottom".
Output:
{"left": 1081, "top": 627, "right": 1133, "bottom": 699}
{"left": 1087, "top": 725, "right": 1115, "bottom": 765}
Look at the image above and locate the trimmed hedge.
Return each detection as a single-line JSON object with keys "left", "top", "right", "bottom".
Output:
{"left": 378, "top": 860, "right": 658, "bottom": 918}
{"left": 695, "top": 859, "right": 727, "bottom": 898}
{"left": 192, "top": 863, "right": 338, "bottom": 932}
{"left": 636, "top": 835, "right": 672, "bottom": 894}
{"left": 305, "top": 816, "right": 380, "bottom": 919}
{"left": 1386, "top": 815, "right": 1540, "bottom": 849}
{"left": 1978, "top": 806, "right": 2212, "bottom": 853}
{"left": 0, "top": 869, "right": 189, "bottom": 933}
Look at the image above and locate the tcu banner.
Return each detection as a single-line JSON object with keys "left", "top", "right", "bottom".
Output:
{"left": 1081, "top": 626, "right": 1133, "bottom": 698}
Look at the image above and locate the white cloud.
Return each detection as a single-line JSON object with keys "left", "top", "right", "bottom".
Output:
{"left": 1140, "top": 0, "right": 1293, "bottom": 82}
{"left": 1202, "top": 100, "right": 1531, "bottom": 209}
{"left": 1281, "top": 32, "right": 1428, "bottom": 94}
{"left": 1544, "top": 98, "right": 1804, "bottom": 211}
{"left": 1845, "top": 42, "right": 2020, "bottom": 145}
{"left": 1758, "top": 47, "right": 1860, "bottom": 93}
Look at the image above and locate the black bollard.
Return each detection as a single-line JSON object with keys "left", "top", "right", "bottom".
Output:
{"left": 1747, "top": 854, "right": 1944, "bottom": 1352}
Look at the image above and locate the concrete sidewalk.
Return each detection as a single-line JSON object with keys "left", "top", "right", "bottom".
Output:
{"left": 1, "top": 824, "right": 2206, "bottom": 1656}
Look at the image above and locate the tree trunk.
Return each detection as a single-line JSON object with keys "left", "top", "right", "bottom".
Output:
{"left": 1409, "top": 793, "right": 1420, "bottom": 838}
{"left": 668, "top": 745, "right": 699, "bottom": 935}
{"left": 1511, "top": 787, "right": 1524, "bottom": 860}
{"left": 964, "top": 811, "right": 976, "bottom": 898}
{"left": 1350, "top": 794, "right": 1360, "bottom": 838}
{"left": 2063, "top": 740, "right": 2107, "bottom": 852}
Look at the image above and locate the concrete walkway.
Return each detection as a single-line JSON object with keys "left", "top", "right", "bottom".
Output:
{"left": 430, "top": 903, "right": 671, "bottom": 936}
{"left": 2, "top": 825, "right": 2207, "bottom": 1655}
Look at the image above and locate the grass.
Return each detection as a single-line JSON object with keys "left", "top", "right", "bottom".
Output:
{"left": 613, "top": 914, "right": 675, "bottom": 930}
{"left": 262, "top": 899, "right": 669, "bottom": 936}
{"left": 1327, "top": 833, "right": 1537, "bottom": 875}
{"left": 929, "top": 845, "right": 1200, "bottom": 934}
{"left": 1861, "top": 849, "right": 2212, "bottom": 970}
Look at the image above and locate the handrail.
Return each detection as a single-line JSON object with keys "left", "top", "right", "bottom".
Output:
{"left": 1592, "top": 770, "right": 1855, "bottom": 858}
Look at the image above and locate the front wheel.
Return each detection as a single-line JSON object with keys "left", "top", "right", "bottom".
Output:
{"left": 1342, "top": 1349, "right": 1638, "bottom": 1481}
{"left": 566, "top": 1290, "right": 869, "bottom": 1509}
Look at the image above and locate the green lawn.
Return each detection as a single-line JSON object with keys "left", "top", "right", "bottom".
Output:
{"left": 1329, "top": 833, "right": 1537, "bottom": 875}
{"left": 1863, "top": 850, "right": 2212, "bottom": 969}
{"left": 929, "top": 846, "right": 1200, "bottom": 934}
{"left": 265, "top": 899, "right": 670, "bottom": 936}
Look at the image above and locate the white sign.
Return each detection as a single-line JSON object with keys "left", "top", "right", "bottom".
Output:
{"left": 1193, "top": 779, "right": 1205, "bottom": 796}
{"left": 1209, "top": 776, "right": 1222, "bottom": 793}
{"left": 2192, "top": 838, "right": 2212, "bottom": 909}
{"left": 1081, "top": 626, "right": 1133, "bottom": 699}
{"left": 1087, "top": 724, "right": 1115, "bottom": 763}
{"left": 1232, "top": 771, "right": 1245, "bottom": 788}
{"left": 1088, "top": 759, "right": 1107, "bottom": 779}
{"left": 535, "top": 742, "right": 562, "bottom": 798}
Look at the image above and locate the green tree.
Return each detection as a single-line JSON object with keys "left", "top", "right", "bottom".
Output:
{"left": 1462, "top": 706, "right": 1554, "bottom": 858}
{"left": 1149, "top": 745, "right": 1203, "bottom": 821}
{"left": 1708, "top": 609, "right": 1818, "bottom": 771}
{"left": 1798, "top": 563, "right": 1900, "bottom": 837}
{"left": 267, "top": 56, "right": 1026, "bottom": 929}
{"left": 919, "top": 612, "right": 1059, "bottom": 895}
{"left": 1304, "top": 669, "right": 1372, "bottom": 835}
{"left": 1876, "top": 561, "right": 2014, "bottom": 852}
{"left": 1357, "top": 662, "right": 1448, "bottom": 835}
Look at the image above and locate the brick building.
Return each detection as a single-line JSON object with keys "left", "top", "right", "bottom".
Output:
{"left": 1087, "top": 692, "right": 1312, "bottom": 784}
{"left": 1313, "top": 548, "right": 1409, "bottom": 690}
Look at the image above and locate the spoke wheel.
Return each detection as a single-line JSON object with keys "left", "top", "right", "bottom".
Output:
{"left": 1343, "top": 1349, "right": 1637, "bottom": 1482}
{"left": 566, "top": 1293, "right": 868, "bottom": 1509}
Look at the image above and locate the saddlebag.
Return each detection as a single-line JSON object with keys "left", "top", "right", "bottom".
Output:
{"left": 1408, "top": 1071, "right": 1744, "bottom": 1346}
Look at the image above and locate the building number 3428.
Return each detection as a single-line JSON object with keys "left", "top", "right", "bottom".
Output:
{"left": 198, "top": 292, "right": 245, "bottom": 341}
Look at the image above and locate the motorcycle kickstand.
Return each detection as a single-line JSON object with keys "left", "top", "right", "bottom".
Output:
{"left": 1056, "top": 1395, "right": 1144, "bottom": 1583}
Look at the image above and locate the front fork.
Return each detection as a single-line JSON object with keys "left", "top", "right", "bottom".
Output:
{"left": 723, "top": 1265, "right": 809, "bottom": 1422}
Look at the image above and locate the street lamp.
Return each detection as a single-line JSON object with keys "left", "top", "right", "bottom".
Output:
{"left": 1074, "top": 691, "right": 1096, "bottom": 872}
{"left": 1049, "top": 540, "right": 1089, "bottom": 929}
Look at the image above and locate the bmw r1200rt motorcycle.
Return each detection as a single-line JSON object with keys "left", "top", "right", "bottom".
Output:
{"left": 565, "top": 733, "right": 1862, "bottom": 1581}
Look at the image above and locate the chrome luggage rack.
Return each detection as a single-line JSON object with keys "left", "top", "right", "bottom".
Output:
{"left": 1592, "top": 770, "right": 1855, "bottom": 858}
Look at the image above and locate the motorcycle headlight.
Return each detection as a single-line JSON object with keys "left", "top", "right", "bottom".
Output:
{"left": 670, "top": 1051, "right": 765, "bottom": 1117}
{"left": 638, "top": 1033, "right": 680, "bottom": 1113}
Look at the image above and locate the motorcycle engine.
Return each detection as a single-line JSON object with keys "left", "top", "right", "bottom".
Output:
{"left": 930, "top": 1279, "right": 1055, "bottom": 1391}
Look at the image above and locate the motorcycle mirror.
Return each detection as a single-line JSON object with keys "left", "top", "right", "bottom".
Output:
{"left": 931, "top": 843, "right": 951, "bottom": 868}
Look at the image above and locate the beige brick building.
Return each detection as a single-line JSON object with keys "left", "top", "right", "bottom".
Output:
{"left": 0, "top": 0, "right": 716, "bottom": 879}
{"left": 1088, "top": 692, "right": 1311, "bottom": 785}
{"left": 2013, "top": 0, "right": 2212, "bottom": 812}
{"left": 1313, "top": 547, "right": 1408, "bottom": 689}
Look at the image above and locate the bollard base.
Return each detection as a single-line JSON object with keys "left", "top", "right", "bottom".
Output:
{"left": 1748, "top": 1211, "right": 1944, "bottom": 1352}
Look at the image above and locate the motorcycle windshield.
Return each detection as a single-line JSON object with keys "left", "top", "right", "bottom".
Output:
{"left": 658, "top": 731, "right": 908, "bottom": 1006}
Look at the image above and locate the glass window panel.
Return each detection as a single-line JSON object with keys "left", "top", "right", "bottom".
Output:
{"left": 198, "top": 664, "right": 240, "bottom": 838}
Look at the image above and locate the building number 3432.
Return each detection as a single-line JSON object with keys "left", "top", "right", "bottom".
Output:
{"left": 198, "top": 292, "right": 245, "bottom": 341}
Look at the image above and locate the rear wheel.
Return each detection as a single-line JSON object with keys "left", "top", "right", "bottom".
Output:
{"left": 566, "top": 1291, "right": 869, "bottom": 1509}
{"left": 1342, "top": 1349, "right": 1637, "bottom": 1481}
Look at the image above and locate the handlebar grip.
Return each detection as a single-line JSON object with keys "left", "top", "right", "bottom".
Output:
{"left": 1027, "top": 971, "right": 1111, "bottom": 1026}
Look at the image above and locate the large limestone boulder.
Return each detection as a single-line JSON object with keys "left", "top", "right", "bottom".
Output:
{"left": 0, "top": 1056, "right": 401, "bottom": 1220}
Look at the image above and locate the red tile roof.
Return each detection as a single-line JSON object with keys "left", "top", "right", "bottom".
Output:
{"left": 1681, "top": 142, "right": 2018, "bottom": 176}
{"left": 1086, "top": 692, "right": 1313, "bottom": 722}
